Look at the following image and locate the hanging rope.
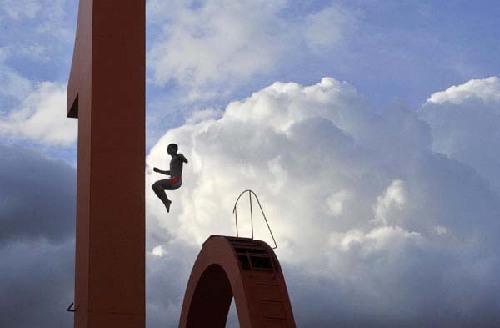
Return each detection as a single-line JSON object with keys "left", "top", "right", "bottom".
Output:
{"left": 232, "top": 189, "right": 278, "bottom": 249}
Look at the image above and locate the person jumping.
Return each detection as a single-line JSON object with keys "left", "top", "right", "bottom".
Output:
{"left": 152, "top": 143, "right": 188, "bottom": 213}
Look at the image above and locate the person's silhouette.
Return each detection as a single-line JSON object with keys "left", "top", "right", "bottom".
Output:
{"left": 152, "top": 143, "right": 188, "bottom": 212}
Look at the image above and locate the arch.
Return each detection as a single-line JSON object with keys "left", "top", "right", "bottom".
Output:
{"left": 179, "top": 235, "right": 296, "bottom": 327}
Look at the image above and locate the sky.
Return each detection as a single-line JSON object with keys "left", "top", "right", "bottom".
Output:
{"left": 1, "top": 0, "right": 500, "bottom": 327}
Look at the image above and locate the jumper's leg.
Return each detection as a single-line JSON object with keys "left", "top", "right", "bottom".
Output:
{"left": 152, "top": 180, "right": 173, "bottom": 212}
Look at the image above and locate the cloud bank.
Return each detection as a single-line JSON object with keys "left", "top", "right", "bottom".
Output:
{"left": 0, "top": 144, "right": 75, "bottom": 328}
{"left": 146, "top": 77, "right": 500, "bottom": 327}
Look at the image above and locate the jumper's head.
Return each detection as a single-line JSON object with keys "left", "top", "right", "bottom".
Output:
{"left": 167, "top": 143, "right": 178, "bottom": 155}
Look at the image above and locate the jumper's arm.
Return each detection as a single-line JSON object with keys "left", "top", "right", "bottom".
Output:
{"left": 178, "top": 154, "right": 188, "bottom": 164}
{"left": 153, "top": 167, "right": 170, "bottom": 175}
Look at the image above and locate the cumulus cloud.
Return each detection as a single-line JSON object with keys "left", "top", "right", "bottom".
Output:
{"left": 145, "top": 77, "right": 500, "bottom": 326}
{"left": 420, "top": 76, "right": 500, "bottom": 194}
{"left": 426, "top": 77, "right": 500, "bottom": 105}
{"left": 0, "top": 82, "right": 77, "bottom": 145}
{"left": 147, "top": 0, "right": 355, "bottom": 99}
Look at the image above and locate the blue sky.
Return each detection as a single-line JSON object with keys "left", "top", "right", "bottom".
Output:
{"left": 1, "top": 1, "right": 500, "bottom": 327}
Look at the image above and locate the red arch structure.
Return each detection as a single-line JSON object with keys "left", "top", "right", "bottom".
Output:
{"left": 179, "top": 235, "right": 296, "bottom": 327}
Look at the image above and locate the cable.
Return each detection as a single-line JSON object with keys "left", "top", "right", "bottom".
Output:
{"left": 249, "top": 191, "right": 254, "bottom": 240}
{"left": 232, "top": 189, "right": 278, "bottom": 249}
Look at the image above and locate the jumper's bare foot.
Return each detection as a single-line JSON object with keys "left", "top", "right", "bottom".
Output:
{"left": 164, "top": 199, "right": 172, "bottom": 213}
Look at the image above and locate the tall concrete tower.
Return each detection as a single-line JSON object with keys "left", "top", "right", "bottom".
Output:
{"left": 67, "top": 0, "right": 145, "bottom": 327}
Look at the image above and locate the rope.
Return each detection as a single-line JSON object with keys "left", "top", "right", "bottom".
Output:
{"left": 253, "top": 193, "right": 278, "bottom": 250}
{"left": 249, "top": 191, "right": 254, "bottom": 239}
{"left": 234, "top": 205, "right": 238, "bottom": 237}
{"left": 232, "top": 189, "right": 278, "bottom": 249}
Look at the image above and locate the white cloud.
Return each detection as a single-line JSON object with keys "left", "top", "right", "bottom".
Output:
{"left": 326, "top": 189, "right": 350, "bottom": 217}
{"left": 12, "top": 43, "right": 49, "bottom": 62}
{"left": 0, "top": 0, "right": 41, "bottom": 20}
{"left": 420, "top": 76, "right": 500, "bottom": 194}
{"left": 148, "top": 0, "right": 288, "bottom": 86}
{"left": 426, "top": 77, "right": 500, "bottom": 105}
{"left": 304, "top": 5, "right": 357, "bottom": 52}
{"left": 330, "top": 225, "right": 422, "bottom": 256}
{"left": 33, "top": 0, "right": 74, "bottom": 41}
{"left": 146, "top": 77, "right": 500, "bottom": 326}
{"left": 0, "top": 49, "right": 34, "bottom": 102}
{"left": 0, "top": 68, "right": 34, "bottom": 104}
{"left": 0, "top": 0, "right": 74, "bottom": 50}
{"left": 185, "top": 107, "right": 222, "bottom": 124}
{"left": 151, "top": 245, "right": 164, "bottom": 256}
{"left": 147, "top": 1, "right": 354, "bottom": 99}
{"left": 0, "top": 82, "right": 77, "bottom": 145}
{"left": 373, "top": 179, "right": 407, "bottom": 226}
{"left": 434, "top": 225, "right": 448, "bottom": 236}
